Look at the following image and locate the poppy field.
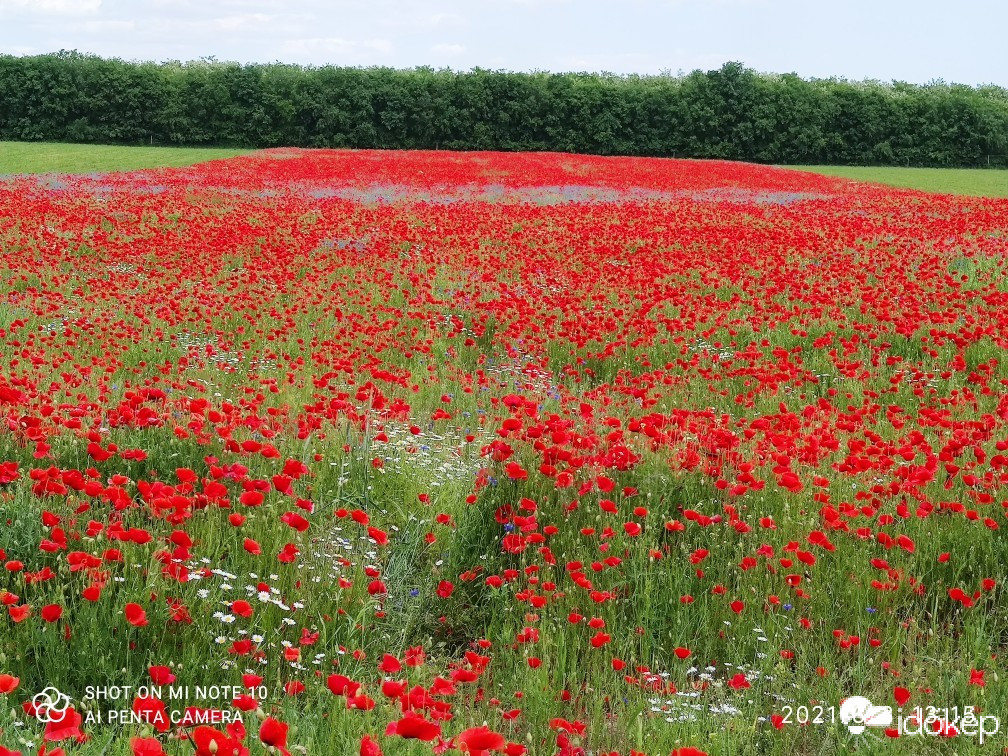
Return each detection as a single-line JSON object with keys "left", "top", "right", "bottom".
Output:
{"left": 0, "top": 149, "right": 1006, "bottom": 755}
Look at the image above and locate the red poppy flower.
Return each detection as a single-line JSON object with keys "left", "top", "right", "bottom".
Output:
{"left": 326, "top": 674, "right": 360, "bottom": 698}
{"left": 385, "top": 711, "right": 441, "bottom": 740}
{"left": 378, "top": 654, "right": 401, "bottom": 674}
{"left": 259, "top": 717, "right": 289, "bottom": 755}
{"left": 130, "top": 737, "right": 165, "bottom": 756}
{"left": 132, "top": 696, "right": 169, "bottom": 734}
{"left": 727, "top": 673, "right": 750, "bottom": 691}
{"left": 43, "top": 706, "right": 83, "bottom": 742}
{"left": 123, "top": 603, "right": 148, "bottom": 627}
{"left": 0, "top": 674, "right": 19, "bottom": 694}
{"left": 458, "top": 725, "right": 506, "bottom": 753}
{"left": 191, "top": 726, "right": 236, "bottom": 756}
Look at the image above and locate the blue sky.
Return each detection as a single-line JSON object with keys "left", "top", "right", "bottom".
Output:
{"left": 0, "top": 0, "right": 1005, "bottom": 85}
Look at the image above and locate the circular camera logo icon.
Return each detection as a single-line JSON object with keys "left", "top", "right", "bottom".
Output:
{"left": 32, "top": 687, "right": 72, "bottom": 723}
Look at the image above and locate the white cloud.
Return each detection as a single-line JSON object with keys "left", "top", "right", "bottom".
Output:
{"left": 134, "top": 12, "right": 310, "bottom": 38}
{"left": 431, "top": 43, "right": 464, "bottom": 56}
{"left": 147, "top": 0, "right": 290, "bottom": 8}
{"left": 210, "top": 13, "right": 281, "bottom": 31}
{"left": 0, "top": 0, "right": 101, "bottom": 13}
{"left": 278, "top": 36, "right": 393, "bottom": 61}
{"left": 427, "top": 12, "right": 464, "bottom": 26}
{"left": 81, "top": 19, "right": 135, "bottom": 32}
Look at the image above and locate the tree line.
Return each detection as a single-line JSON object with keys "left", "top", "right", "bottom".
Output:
{"left": 1, "top": 51, "right": 1006, "bottom": 167}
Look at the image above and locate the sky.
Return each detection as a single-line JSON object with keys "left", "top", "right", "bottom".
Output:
{"left": 0, "top": 0, "right": 1005, "bottom": 85}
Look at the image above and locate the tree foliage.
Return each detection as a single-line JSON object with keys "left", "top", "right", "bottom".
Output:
{"left": 1, "top": 52, "right": 1006, "bottom": 166}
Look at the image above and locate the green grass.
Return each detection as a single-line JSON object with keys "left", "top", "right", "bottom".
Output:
{"left": 0, "top": 141, "right": 252, "bottom": 174}
{"left": 786, "top": 164, "right": 1008, "bottom": 198}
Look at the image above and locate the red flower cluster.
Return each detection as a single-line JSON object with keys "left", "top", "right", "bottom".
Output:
{"left": 0, "top": 149, "right": 1005, "bottom": 753}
